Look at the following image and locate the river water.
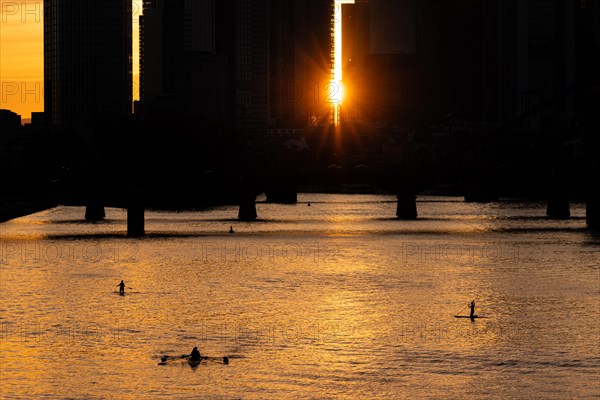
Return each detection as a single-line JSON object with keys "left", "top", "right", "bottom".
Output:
{"left": 1, "top": 194, "right": 598, "bottom": 399}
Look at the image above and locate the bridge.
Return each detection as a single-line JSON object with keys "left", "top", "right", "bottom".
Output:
{"left": 3, "top": 119, "right": 598, "bottom": 237}
{"left": 2, "top": 80, "right": 599, "bottom": 235}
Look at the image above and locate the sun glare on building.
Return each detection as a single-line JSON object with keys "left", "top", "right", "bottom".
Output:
{"left": 333, "top": 0, "right": 354, "bottom": 123}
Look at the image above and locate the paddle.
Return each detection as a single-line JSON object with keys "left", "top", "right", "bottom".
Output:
{"left": 158, "top": 354, "right": 230, "bottom": 365}
{"left": 202, "top": 356, "right": 230, "bottom": 364}
{"left": 158, "top": 354, "right": 188, "bottom": 365}
{"left": 454, "top": 299, "right": 476, "bottom": 317}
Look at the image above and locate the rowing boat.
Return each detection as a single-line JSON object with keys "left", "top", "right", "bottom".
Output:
{"left": 158, "top": 354, "right": 230, "bottom": 366}
{"left": 188, "top": 357, "right": 201, "bottom": 367}
{"left": 454, "top": 315, "right": 489, "bottom": 319}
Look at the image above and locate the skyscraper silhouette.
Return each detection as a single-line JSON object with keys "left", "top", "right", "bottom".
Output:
{"left": 139, "top": 0, "right": 334, "bottom": 133}
{"left": 140, "top": 0, "right": 234, "bottom": 126}
{"left": 44, "top": 1, "right": 132, "bottom": 128}
{"left": 270, "top": 0, "right": 334, "bottom": 129}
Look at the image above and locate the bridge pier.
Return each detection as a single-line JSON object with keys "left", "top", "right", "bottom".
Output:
{"left": 586, "top": 185, "right": 600, "bottom": 229}
{"left": 127, "top": 206, "right": 145, "bottom": 237}
{"left": 238, "top": 194, "right": 257, "bottom": 221}
{"left": 546, "top": 185, "right": 570, "bottom": 219}
{"left": 396, "top": 189, "right": 417, "bottom": 220}
{"left": 85, "top": 203, "right": 105, "bottom": 220}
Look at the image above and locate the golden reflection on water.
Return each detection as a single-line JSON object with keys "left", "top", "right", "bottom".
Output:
{"left": 1, "top": 196, "right": 597, "bottom": 399}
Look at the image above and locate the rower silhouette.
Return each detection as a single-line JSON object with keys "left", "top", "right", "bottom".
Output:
{"left": 118, "top": 280, "right": 125, "bottom": 295}
{"left": 190, "top": 346, "right": 201, "bottom": 361}
{"left": 229, "top": 226, "right": 235, "bottom": 234}
{"left": 469, "top": 300, "right": 476, "bottom": 319}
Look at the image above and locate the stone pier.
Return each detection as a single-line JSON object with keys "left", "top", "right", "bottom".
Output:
{"left": 239, "top": 194, "right": 257, "bottom": 221}
{"left": 587, "top": 185, "right": 600, "bottom": 229}
{"left": 396, "top": 189, "right": 418, "bottom": 220}
{"left": 127, "top": 205, "right": 145, "bottom": 236}
{"left": 546, "top": 184, "right": 570, "bottom": 219}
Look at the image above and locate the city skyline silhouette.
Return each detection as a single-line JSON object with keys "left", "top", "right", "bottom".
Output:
{"left": 1, "top": 3, "right": 600, "bottom": 398}
{"left": 0, "top": 0, "right": 599, "bottom": 229}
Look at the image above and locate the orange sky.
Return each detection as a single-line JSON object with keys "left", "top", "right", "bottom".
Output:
{"left": 0, "top": 0, "right": 142, "bottom": 121}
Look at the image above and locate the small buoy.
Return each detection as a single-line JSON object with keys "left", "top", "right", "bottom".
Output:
{"left": 229, "top": 226, "right": 235, "bottom": 234}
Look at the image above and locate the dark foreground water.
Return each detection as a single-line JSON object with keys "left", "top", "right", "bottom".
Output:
{"left": 1, "top": 194, "right": 598, "bottom": 399}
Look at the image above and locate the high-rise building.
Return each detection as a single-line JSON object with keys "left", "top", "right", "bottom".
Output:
{"left": 140, "top": 0, "right": 335, "bottom": 132}
{"left": 0, "top": 109, "right": 22, "bottom": 128}
{"left": 140, "top": 0, "right": 236, "bottom": 128}
{"left": 342, "top": 0, "right": 421, "bottom": 126}
{"left": 235, "top": 0, "right": 270, "bottom": 133}
{"left": 44, "top": 0, "right": 132, "bottom": 128}
{"left": 141, "top": 0, "right": 212, "bottom": 124}
{"left": 369, "top": 0, "right": 416, "bottom": 55}
{"left": 270, "top": 0, "right": 335, "bottom": 129}
{"left": 483, "top": 0, "right": 579, "bottom": 130}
